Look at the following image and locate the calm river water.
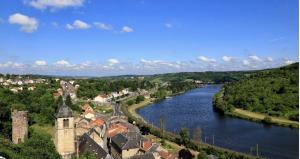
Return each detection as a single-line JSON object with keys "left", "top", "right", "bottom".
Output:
{"left": 137, "top": 85, "right": 299, "bottom": 159}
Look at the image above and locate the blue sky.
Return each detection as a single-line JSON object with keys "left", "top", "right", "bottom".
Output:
{"left": 0, "top": 0, "right": 298, "bottom": 76}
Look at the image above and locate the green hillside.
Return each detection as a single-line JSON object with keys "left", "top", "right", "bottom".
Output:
{"left": 214, "top": 63, "right": 299, "bottom": 121}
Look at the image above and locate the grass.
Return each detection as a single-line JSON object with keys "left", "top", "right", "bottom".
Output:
{"left": 30, "top": 124, "right": 55, "bottom": 138}
{"left": 94, "top": 105, "right": 113, "bottom": 114}
{"left": 127, "top": 99, "right": 152, "bottom": 122}
{"left": 233, "top": 108, "right": 299, "bottom": 128}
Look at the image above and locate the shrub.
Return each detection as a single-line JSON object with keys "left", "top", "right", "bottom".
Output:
{"left": 262, "top": 116, "right": 272, "bottom": 124}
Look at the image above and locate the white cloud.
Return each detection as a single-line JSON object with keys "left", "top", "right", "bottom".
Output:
{"left": 35, "top": 60, "right": 47, "bottom": 66}
{"left": 8, "top": 13, "right": 38, "bottom": 33}
{"left": 28, "top": 0, "right": 85, "bottom": 10}
{"left": 66, "top": 20, "right": 90, "bottom": 30}
{"left": 197, "top": 56, "right": 216, "bottom": 63}
{"left": 266, "top": 57, "right": 273, "bottom": 62}
{"left": 165, "top": 23, "right": 173, "bottom": 28}
{"left": 94, "top": 22, "right": 112, "bottom": 30}
{"left": 249, "top": 55, "right": 262, "bottom": 61}
{"left": 242, "top": 60, "right": 250, "bottom": 66}
{"left": 54, "top": 60, "right": 72, "bottom": 66}
{"left": 121, "top": 26, "right": 134, "bottom": 33}
{"left": 108, "top": 58, "right": 119, "bottom": 65}
{"left": 222, "top": 56, "right": 234, "bottom": 62}
{"left": 0, "top": 56, "right": 296, "bottom": 76}
{"left": 284, "top": 60, "right": 294, "bottom": 65}
{"left": 65, "top": 24, "right": 74, "bottom": 29}
{"left": 0, "top": 61, "right": 25, "bottom": 68}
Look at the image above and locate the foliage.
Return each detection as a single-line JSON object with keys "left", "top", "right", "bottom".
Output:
{"left": 197, "top": 150, "right": 208, "bottom": 159}
{"left": 0, "top": 127, "right": 60, "bottom": 159}
{"left": 135, "top": 95, "right": 145, "bottom": 104}
{"left": 0, "top": 84, "right": 58, "bottom": 138}
{"left": 262, "top": 116, "right": 272, "bottom": 124}
{"left": 179, "top": 128, "right": 191, "bottom": 148}
{"left": 126, "top": 100, "right": 134, "bottom": 106}
{"left": 76, "top": 79, "right": 155, "bottom": 99}
{"left": 178, "top": 149, "right": 194, "bottom": 159}
{"left": 214, "top": 63, "right": 299, "bottom": 120}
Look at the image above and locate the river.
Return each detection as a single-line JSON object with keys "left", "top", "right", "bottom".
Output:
{"left": 137, "top": 85, "right": 299, "bottom": 159}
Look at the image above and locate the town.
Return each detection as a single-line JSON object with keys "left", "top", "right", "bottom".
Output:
{"left": 5, "top": 75, "right": 205, "bottom": 159}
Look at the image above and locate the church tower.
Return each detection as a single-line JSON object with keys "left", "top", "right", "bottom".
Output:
{"left": 54, "top": 102, "right": 75, "bottom": 159}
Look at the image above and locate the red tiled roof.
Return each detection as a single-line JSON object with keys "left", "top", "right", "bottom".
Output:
{"left": 90, "top": 118, "right": 105, "bottom": 127}
{"left": 159, "top": 151, "right": 175, "bottom": 159}
{"left": 142, "top": 139, "right": 152, "bottom": 151}
{"left": 107, "top": 123, "right": 128, "bottom": 138}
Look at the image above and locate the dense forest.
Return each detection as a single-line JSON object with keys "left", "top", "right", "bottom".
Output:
{"left": 214, "top": 63, "right": 299, "bottom": 121}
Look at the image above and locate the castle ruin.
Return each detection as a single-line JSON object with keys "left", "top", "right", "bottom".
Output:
{"left": 11, "top": 109, "right": 28, "bottom": 144}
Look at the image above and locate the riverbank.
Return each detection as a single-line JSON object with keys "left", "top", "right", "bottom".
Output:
{"left": 127, "top": 98, "right": 153, "bottom": 123}
{"left": 233, "top": 108, "right": 299, "bottom": 128}
{"left": 122, "top": 95, "right": 259, "bottom": 159}
{"left": 213, "top": 88, "right": 299, "bottom": 128}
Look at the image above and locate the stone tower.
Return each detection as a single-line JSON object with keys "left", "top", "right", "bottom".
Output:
{"left": 11, "top": 109, "right": 28, "bottom": 144}
{"left": 54, "top": 103, "right": 75, "bottom": 159}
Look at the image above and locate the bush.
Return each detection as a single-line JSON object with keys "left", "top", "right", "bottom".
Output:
{"left": 135, "top": 95, "right": 145, "bottom": 104}
{"left": 126, "top": 100, "right": 134, "bottom": 106}
{"left": 262, "top": 116, "right": 272, "bottom": 124}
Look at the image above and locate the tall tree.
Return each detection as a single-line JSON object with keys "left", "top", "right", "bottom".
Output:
{"left": 180, "top": 128, "right": 190, "bottom": 148}
{"left": 159, "top": 116, "right": 165, "bottom": 145}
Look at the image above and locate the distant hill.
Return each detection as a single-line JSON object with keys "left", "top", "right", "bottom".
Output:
{"left": 216, "top": 63, "right": 299, "bottom": 121}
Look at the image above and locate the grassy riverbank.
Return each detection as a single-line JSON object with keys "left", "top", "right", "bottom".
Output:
{"left": 234, "top": 108, "right": 298, "bottom": 127}
{"left": 122, "top": 96, "right": 259, "bottom": 159}
{"left": 213, "top": 88, "right": 299, "bottom": 128}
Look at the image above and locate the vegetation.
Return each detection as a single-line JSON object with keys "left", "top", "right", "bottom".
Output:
{"left": 135, "top": 95, "right": 145, "bottom": 104}
{"left": 179, "top": 128, "right": 191, "bottom": 148}
{"left": 213, "top": 63, "right": 299, "bottom": 126}
{"left": 76, "top": 79, "right": 155, "bottom": 99}
{"left": 0, "top": 82, "right": 66, "bottom": 158}
{"left": 0, "top": 127, "right": 60, "bottom": 159}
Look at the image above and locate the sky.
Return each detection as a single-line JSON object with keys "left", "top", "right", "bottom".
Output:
{"left": 0, "top": 0, "right": 298, "bottom": 76}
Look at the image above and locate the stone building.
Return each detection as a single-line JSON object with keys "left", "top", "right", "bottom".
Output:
{"left": 54, "top": 103, "right": 75, "bottom": 159}
{"left": 11, "top": 109, "right": 28, "bottom": 144}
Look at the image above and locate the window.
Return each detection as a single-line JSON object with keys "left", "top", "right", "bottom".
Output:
{"left": 18, "top": 138, "right": 21, "bottom": 144}
{"left": 63, "top": 119, "right": 69, "bottom": 128}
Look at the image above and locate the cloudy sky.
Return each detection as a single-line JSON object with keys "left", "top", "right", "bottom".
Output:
{"left": 0, "top": 0, "right": 298, "bottom": 76}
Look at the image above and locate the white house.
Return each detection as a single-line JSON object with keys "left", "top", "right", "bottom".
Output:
{"left": 94, "top": 94, "right": 110, "bottom": 103}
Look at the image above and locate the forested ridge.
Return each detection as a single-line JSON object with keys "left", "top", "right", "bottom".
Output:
{"left": 214, "top": 63, "right": 299, "bottom": 121}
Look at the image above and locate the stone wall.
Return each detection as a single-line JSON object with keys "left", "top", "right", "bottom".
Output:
{"left": 11, "top": 110, "right": 28, "bottom": 144}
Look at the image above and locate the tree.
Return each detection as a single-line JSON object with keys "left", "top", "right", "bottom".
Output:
{"left": 262, "top": 116, "right": 272, "bottom": 124}
{"left": 135, "top": 95, "right": 145, "bottom": 104}
{"left": 160, "top": 116, "right": 165, "bottom": 145}
{"left": 197, "top": 150, "right": 208, "bottom": 159}
{"left": 18, "top": 128, "right": 61, "bottom": 159}
{"left": 180, "top": 128, "right": 190, "bottom": 148}
{"left": 178, "top": 148, "right": 194, "bottom": 159}
{"left": 127, "top": 100, "right": 134, "bottom": 106}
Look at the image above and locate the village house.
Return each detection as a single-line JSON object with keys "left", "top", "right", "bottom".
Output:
{"left": 60, "top": 80, "right": 77, "bottom": 99}
{"left": 110, "top": 132, "right": 143, "bottom": 159}
{"left": 78, "top": 133, "right": 112, "bottom": 159}
{"left": 81, "top": 103, "right": 94, "bottom": 112}
{"left": 28, "top": 86, "right": 35, "bottom": 91}
{"left": 94, "top": 94, "right": 110, "bottom": 104}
